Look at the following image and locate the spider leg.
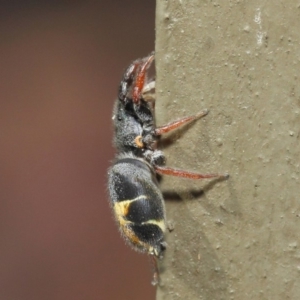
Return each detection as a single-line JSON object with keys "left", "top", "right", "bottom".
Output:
{"left": 149, "top": 255, "right": 160, "bottom": 286}
{"left": 155, "top": 109, "right": 209, "bottom": 135}
{"left": 155, "top": 165, "right": 229, "bottom": 179}
{"left": 142, "top": 80, "right": 156, "bottom": 110}
{"left": 142, "top": 80, "right": 155, "bottom": 95}
{"left": 132, "top": 53, "right": 155, "bottom": 104}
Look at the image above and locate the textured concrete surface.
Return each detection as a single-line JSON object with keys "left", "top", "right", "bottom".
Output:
{"left": 155, "top": 1, "right": 300, "bottom": 299}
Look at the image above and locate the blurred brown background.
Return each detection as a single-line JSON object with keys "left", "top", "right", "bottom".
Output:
{"left": 0, "top": 1, "right": 156, "bottom": 299}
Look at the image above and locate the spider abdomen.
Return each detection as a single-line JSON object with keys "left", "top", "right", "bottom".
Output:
{"left": 108, "top": 156, "right": 166, "bottom": 257}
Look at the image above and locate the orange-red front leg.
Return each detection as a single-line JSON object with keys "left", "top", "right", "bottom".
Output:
{"left": 155, "top": 165, "right": 229, "bottom": 180}
{"left": 155, "top": 109, "right": 209, "bottom": 136}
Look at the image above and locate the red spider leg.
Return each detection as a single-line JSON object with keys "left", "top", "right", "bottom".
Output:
{"left": 155, "top": 109, "right": 209, "bottom": 135}
{"left": 132, "top": 53, "right": 155, "bottom": 104}
{"left": 155, "top": 165, "right": 229, "bottom": 179}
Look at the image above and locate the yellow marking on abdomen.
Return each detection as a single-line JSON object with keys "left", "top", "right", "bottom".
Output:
{"left": 114, "top": 196, "right": 165, "bottom": 231}
{"left": 142, "top": 219, "right": 166, "bottom": 233}
{"left": 114, "top": 195, "right": 148, "bottom": 224}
